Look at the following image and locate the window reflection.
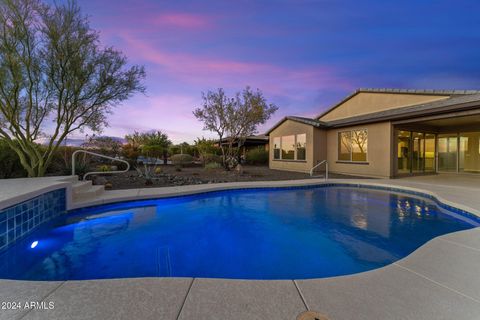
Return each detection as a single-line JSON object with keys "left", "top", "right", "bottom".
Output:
{"left": 296, "top": 134, "right": 306, "bottom": 160}
{"left": 281, "top": 135, "right": 295, "bottom": 160}
{"left": 338, "top": 131, "right": 351, "bottom": 161}
{"left": 338, "top": 130, "right": 367, "bottom": 162}
{"left": 273, "top": 137, "right": 280, "bottom": 160}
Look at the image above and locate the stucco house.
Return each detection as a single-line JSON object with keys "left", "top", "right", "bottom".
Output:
{"left": 266, "top": 88, "right": 480, "bottom": 178}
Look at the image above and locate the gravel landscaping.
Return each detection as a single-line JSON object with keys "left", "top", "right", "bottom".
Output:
{"left": 91, "top": 165, "right": 369, "bottom": 190}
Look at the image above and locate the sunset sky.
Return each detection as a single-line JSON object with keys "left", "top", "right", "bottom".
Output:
{"left": 57, "top": 0, "right": 479, "bottom": 143}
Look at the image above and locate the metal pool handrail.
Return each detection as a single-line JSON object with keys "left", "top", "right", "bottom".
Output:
{"left": 310, "top": 160, "right": 328, "bottom": 180}
{"left": 72, "top": 149, "right": 130, "bottom": 181}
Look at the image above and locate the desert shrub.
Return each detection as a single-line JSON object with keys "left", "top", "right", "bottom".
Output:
{"left": 65, "top": 161, "right": 91, "bottom": 178}
{"left": 46, "top": 146, "right": 92, "bottom": 176}
{"left": 171, "top": 154, "right": 193, "bottom": 166}
{"left": 194, "top": 137, "right": 220, "bottom": 157}
{"left": 0, "top": 140, "right": 27, "bottom": 178}
{"left": 201, "top": 153, "right": 222, "bottom": 165}
{"left": 205, "top": 162, "right": 222, "bottom": 170}
{"left": 246, "top": 149, "right": 269, "bottom": 165}
{"left": 99, "top": 165, "right": 111, "bottom": 172}
{"left": 169, "top": 142, "right": 196, "bottom": 156}
{"left": 121, "top": 143, "right": 141, "bottom": 167}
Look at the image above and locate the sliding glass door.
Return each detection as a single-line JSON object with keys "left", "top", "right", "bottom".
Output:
{"left": 397, "top": 131, "right": 411, "bottom": 174}
{"left": 397, "top": 130, "right": 435, "bottom": 174}
{"left": 459, "top": 132, "right": 480, "bottom": 173}
{"left": 398, "top": 131, "right": 479, "bottom": 175}
{"left": 412, "top": 132, "right": 424, "bottom": 173}
{"left": 437, "top": 134, "right": 458, "bottom": 172}
{"left": 424, "top": 133, "right": 436, "bottom": 172}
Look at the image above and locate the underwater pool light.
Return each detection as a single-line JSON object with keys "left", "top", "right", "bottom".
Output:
{"left": 30, "top": 241, "right": 38, "bottom": 249}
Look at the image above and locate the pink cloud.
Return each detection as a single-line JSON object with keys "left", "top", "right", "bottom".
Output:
{"left": 119, "top": 32, "right": 354, "bottom": 94}
{"left": 106, "top": 94, "right": 214, "bottom": 143}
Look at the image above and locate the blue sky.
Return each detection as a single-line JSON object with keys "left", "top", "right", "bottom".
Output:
{"left": 55, "top": 0, "right": 480, "bottom": 143}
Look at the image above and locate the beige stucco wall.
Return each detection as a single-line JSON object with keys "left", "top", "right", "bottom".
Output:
{"left": 326, "top": 122, "right": 393, "bottom": 178}
{"left": 269, "top": 120, "right": 327, "bottom": 173}
{"left": 319, "top": 92, "right": 449, "bottom": 122}
{"left": 313, "top": 127, "right": 327, "bottom": 164}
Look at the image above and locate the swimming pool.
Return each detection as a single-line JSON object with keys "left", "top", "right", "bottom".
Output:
{"left": 0, "top": 186, "right": 477, "bottom": 280}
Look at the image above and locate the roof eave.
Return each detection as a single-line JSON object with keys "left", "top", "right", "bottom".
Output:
{"left": 265, "top": 116, "right": 326, "bottom": 135}
{"left": 326, "top": 99, "right": 480, "bottom": 128}
{"left": 315, "top": 88, "right": 478, "bottom": 121}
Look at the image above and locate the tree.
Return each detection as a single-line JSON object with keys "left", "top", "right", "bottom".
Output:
{"left": 82, "top": 135, "right": 122, "bottom": 157}
{"left": 169, "top": 142, "right": 195, "bottom": 156}
{"left": 0, "top": 138, "right": 26, "bottom": 178}
{"left": 193, "top": 87, "right": 278, "bottom": 169}
{"left": 124, "top": 131, "right": 144, "bottom": 149}
{"left": 194, "top": 137, "right": 220, "bottom": 165}
{"left": 123, "top": 130, "right": 171, "bottom": 185}
{"left": 140, "top": 131, "right": 171, "bottom": 164}
{"left": 123, "top": 130, "right": 171, "bottom": 164}
{"left": 0, "top": 0, "right": 145, "bottom": 177}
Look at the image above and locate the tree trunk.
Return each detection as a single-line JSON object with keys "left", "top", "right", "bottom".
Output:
{"left": 163, "top": 151, "right": 168, "bottom": 165}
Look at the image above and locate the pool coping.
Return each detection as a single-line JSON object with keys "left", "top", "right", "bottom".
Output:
{"left": 1, "top": 177, "right": 480, "bottom": 319}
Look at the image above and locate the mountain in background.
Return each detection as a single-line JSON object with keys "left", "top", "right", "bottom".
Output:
{"left": 37, "top": 136, "right": 126, "bottom": 147}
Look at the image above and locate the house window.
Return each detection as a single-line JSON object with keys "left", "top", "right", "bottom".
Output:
{"left": 296, "top": 134, "right": 306, "bottom": 160}
{"left": 272, "top": 134, "right": 307, "bottom": 160}
{"left": 273, "top": 137, "right": 281, "bottom": 159}
{"left": 338, "top": 131, "right": 351, "bottom": 161}
{"left": 338, "top": 129, "right": 368, "bottom": 162}
{"left": 281, "top": 135, "right": 295, "bottom": 160}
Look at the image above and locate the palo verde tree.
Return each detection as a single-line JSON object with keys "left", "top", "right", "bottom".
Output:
{"left": 123, "top": 130, "right": 172, "bottom": 165}
{"left": 0, "top": 0, "right": 145, "bottom": 177}
{"left": 123, "top": 130, "right": 171, "bottom": 185}
{"left": 140, "top": 130, "right": 172, "bottom": 164}
{"left": 193, "top": 87, "right": 278, "bottom": 169}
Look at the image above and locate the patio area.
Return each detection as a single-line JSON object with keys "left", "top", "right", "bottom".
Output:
{"left": 395, "top": 172, "right": 480, "bottom": 189}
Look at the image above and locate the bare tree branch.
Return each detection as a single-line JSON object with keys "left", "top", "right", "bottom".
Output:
{"left": 0, "top": 0, "right": 145, "bottom": 176}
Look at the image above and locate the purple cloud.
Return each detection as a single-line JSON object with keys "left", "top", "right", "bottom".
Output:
{"left": 55, "top": 0, "right": 479, "bottom": 143}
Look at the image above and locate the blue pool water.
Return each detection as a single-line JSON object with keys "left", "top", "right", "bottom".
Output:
{"left": 0, "top": 186, "right": 477, "bottom": 280}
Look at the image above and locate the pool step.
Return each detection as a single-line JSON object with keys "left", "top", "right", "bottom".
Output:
{"left": 57, "top": 175, "right": 81, "bottom": 184}
{"left": 72, "top": 181, "right": 93, "bottom": 193}
{"left": 72, "top": 184, "right": 105, "bottom": 202}
{"left": 157, "top": 246, "right": 172, "bottom": 277}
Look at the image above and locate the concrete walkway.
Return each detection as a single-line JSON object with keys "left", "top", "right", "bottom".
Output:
{"left": 0, "top": 174, "right": 479, "bottom": 320}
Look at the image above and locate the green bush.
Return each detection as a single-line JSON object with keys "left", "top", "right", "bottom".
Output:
{"left": 201, "top": 153, "right": 222, "bottom": 165}
{"left": 170, "top": 154, "right": 193, "bottom": 166}
{"left": 246, "top": 149, "right": 269, "bottom": 165}
{"left": 0, "top": 140, "right": 27, "bottom": 178}
{"left": 205, "top": 162, "right": 222, "bottom": 170}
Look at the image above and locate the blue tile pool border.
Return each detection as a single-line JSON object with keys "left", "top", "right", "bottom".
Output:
{"left": 0, "top": 188, "right": 66, "bottom": 251}
{"left": 68, "top": 183, "right": 480, "bottom": 225}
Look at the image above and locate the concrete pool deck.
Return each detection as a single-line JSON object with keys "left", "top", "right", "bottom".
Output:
{"left": 0, "top": 174, "right": 479, "bottom": 319}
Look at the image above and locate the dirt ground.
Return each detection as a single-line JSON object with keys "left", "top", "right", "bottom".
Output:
{"left": 95, "top": 165, "right": 369, "bottom": 190}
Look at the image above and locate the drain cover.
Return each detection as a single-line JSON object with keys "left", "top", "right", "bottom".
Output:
{"left": 296, "top": 311, "right": 330, "bottom": 320}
